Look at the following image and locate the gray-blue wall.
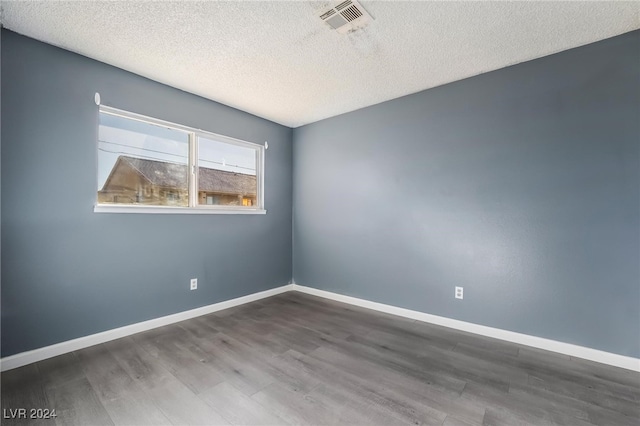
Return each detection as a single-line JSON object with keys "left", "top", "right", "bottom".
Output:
{"left": 1, "top": 30, "right": 293, "bottom": 357}
{"left": 293, "top": 31, "right": 640, "bottom": 358}
{"left": 3, "top": 28, "right": 639, "bottom": 360}
{"left": 1, "top": 28, "right": 3, "bottom": 360}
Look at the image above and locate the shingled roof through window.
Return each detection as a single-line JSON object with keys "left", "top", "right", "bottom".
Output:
{"left": 119, "top": 156, "right": 256, "bottom": 195}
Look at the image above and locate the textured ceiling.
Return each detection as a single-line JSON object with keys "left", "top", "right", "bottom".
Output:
{"left": 1, "top": 1, "right": 638, "bottom": 127}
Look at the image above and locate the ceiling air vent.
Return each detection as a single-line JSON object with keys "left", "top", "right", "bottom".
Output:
{"left": 318, "top": 0, "right": 373, "bottom": 34}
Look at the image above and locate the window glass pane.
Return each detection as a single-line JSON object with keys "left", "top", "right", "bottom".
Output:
{"left": 197, "top": 136, "right": 257, "bottom": 207}
{"left": 98, "top": 112, "right": 190, "bottom": 206}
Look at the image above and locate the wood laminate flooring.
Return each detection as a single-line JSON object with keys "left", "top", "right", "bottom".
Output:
{"left": 1, "top": 292, "right": 639, "bottom": 425}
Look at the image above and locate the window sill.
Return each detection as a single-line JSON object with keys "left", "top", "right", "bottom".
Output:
{"left": 94, "top": 204, "right": 267, "bottom": 215}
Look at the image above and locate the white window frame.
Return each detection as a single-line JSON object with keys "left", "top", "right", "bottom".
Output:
{"left": 94, "top": 106, "right": 266, "bottom": 214}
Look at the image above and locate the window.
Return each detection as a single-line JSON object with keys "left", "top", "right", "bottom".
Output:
{"left": 96, "top": 106, "right": 265, "bottom": 214}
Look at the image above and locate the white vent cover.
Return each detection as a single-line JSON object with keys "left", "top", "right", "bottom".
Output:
{"left": 318, "top": 0, "right": 373, "bottom": 34}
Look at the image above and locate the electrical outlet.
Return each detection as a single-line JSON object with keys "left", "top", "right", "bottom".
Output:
{"left": 455, "top": 286, "right": 463, "bottom": 299}
{"left": 190, "top": 278, "right": 198, "bottom": 290}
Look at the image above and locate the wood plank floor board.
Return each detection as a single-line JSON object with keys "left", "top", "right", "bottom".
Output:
{"left": 103, "top": 337, "right": 176, "bottom": 391}
{"left": 37, "top": 353, "right": 85, "bottom": 391}
{"left": 144, "top": 380, "right": 230, "bottom": 425}
{"left": 482, "top": 407, "right": 553, "bottom": 426}
{"left": 177, "top": 316, "right": 221, "bottom": 339}
{"left": 305, "top": 344, "right": 484, "bottom": 425}
{"left": 442, "top": 415, "right": 480, "bottom": 426}
{"left": 299, "top": 354, "right": 445, "bottom": 425}
{"left": 569, "top": 355, "right": 640, "bottom": 385}
{"left": 3, "top": 293, "right": 639, "bottom": 425}
{"left": 104, "top": 337, "right": 229, "bottom": 425}
{"left": 457, "top": 339, "right": 640, "bottom": 400}
{"left": 518, "top": 347, "right": 640, "bottom": 389}
{"left": 177, "top": 331, "right": 279, "bottom": 396}
{"left": 331, "top": 334, "right": 470, "bottom": 395}
{"left": 584, "top": 405, "right": 640, "bottom": 426}
{"left": 421, "top": 347, "right": 529, "bottom": 388}
{"left": 300, "top": 340, "right": 476, "bottom": 424}
{"left": 306, "top": 382, "right": 417, "bottom": 426}
{"left": 281, "top": 293, "right": 418, "bottom": 336}
{"left": 272, "top": 347, "right": 428, "bottom": 424}
{"left": 523, "top": 354, "right": 640, "bottom": 398}
{"left": 270, "top": 293, "right": 398, "bottom": 334}
{"left": 221, "top": 321, "right": 293, "bottom": 356}
{"left": 0, "top": 364, "right": 56, "bottom": 426}
{"left": 76, "top": 344, "right": 140, "bottom": 401}
{"left": 261, "top": 350, "right": 325, "bottom": 395}
{"left": 452, "top": 342, "right": 530, "bottom": 374}
{"left": 411, "top": 322, "right": 520, "bottom": 358}
{"left": 98, "top": 395, "right": 171, "bottom": 426}
{"left": 271, "top": 304, "right": 375, "bottom": 341}
{"left": 307, "top": 329, "right": 462, "bottom": 394}
{"left": 75, "top": 344, "right": 171, "bottom": 425}
{"left": 363, "top": 324, "right": 458, "bottom": 353}
{"left": 199, "top": 314, "right": 294, "bottom": 357}
{"left": 255, "top": 299, "right": 363, "bottom": 341}
{"left": 197, "top": 381, "right": 287, "bottom": 425}
{"left": 1, "top": 363, "right": 41, "bottom": 394}
{"left": 308, "top": 340, "right": 463, "bottom": 400}
{"left": 518, "top": 346, "right": 571, "bottom": 361}
{"left": 258, "top": 309, "right": 355, "bottom": 342}
{"left": 46, "top": 377, "right": 114, "bottom": 426}
{"left": 463, "top": 381, "right": 593, "bottom": 426}
{"left": 211, "top": 300, "right": 273, "bottom": 322}
{"left": 481, "top": 403, "right": 594, "bottom": 426}
{"left": 251, "top": 382, "right": 338, "bottom": 425}
{"left": 131, "top": 325, "right": 226, "bottom": 394}
{"left": 254, "top": 320, "right": 324, "bottom": 355}
{"left": 359, "top": 328, "right": 528, "bottom": 388}
{"left": 527, "top": 371, "right": 640, "bottom": 414}
{"left": 508, "top": 384, "right": 593, "bottom": 423}
{"left": 508, "top": 379, "right": 640, "bottom": 426}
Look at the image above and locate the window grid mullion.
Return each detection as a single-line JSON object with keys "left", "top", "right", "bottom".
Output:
{"left": 189, "top": 133, "right": 198, "bottom": 207}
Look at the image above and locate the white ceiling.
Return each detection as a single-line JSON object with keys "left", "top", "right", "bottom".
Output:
{"left": 2, "top": 1, "right": 638, "bottom": 128}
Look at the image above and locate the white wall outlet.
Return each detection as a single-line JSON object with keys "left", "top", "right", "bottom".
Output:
{"left": 455, "top": 286, "right": 463, "bottom": 299}
{"left": 190, "top": 278, "right": 198, "bottom": 290}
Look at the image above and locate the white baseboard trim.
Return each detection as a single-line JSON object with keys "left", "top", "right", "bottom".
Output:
{"left": 0, "top": 284, "right": 294, "bottom": 372}
{"left": 3, "top": 282, "right": 638, "bottom": 373}
{"left": 292, "top": 284, "right": 640, "bottom": 372}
